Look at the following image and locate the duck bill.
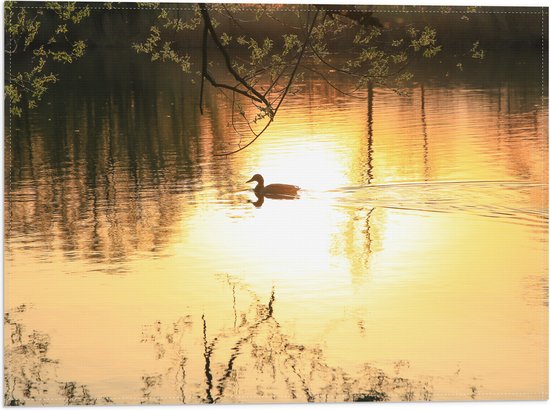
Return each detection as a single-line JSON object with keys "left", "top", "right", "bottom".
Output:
{"left": 246, "top": 177, "right": 254, "bottom": 183}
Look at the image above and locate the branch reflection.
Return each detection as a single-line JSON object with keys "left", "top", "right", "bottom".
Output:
{"left": 140, "top": 278, "right": 438, "bottom": 403}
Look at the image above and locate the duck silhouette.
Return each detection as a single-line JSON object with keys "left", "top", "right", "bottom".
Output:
{"left": 250, "top": 192, "right": 265, "bottom": 208}
{"left": 246, "top": 174, "right": 300, "bottom": 200}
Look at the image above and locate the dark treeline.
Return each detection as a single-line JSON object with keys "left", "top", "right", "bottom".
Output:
{"left": 10, "top": 3, "right": 547, "bottom": 51}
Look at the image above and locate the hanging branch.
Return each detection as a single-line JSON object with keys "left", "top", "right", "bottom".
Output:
{"left": 214, "top": 9, "right": 320, "bottom": 156}
{"left": 178, "top": 4, "right": 440, "bottom": 155}
{"left": 199, "top": 3, "right": 273, "bottom": 115}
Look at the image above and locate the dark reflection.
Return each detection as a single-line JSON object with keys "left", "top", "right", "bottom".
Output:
{"left": 344, "top": 206, "right": 384, "bottom": 285}
{"left": 6, "top": 47, "right": 546, "bottom": 258}
{"left": 249, "top": 191, "right": 301, "bottom": 208}
{"left": 365, "top": 81, "right": 374, "bottom": 184}
{"left": 139, "top": 277, "right": 448, "bottom": 403}
{"left": 6, "top": 52, "right": 205, "bottom": 264}
{"left": 3, "top": 305, "right": 113, "bottom": 406}
{"left": 6, "top": 48, "right": 261, "bottom": 264}
{"left": 140, "top": 374, "right": 163, "bottom": 405}
{"left": 363, "top": 207, "right": 375, "bottom": 257}
{"left": 420, "top": 83, "right": 430, "bottom": 181}
{"left": 58, "top": 382, "right": 112, "bottom": 406}
{"left": 250, "top": 192, "right": 265, "bottom": 208}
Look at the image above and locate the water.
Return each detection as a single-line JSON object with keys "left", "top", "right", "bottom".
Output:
{"left": 4, "top": 48, "right": 548, "bottom": 404}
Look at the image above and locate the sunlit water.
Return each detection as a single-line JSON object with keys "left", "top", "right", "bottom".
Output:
{"left": 4, "top": 48, "right": 548, "bottom": 404}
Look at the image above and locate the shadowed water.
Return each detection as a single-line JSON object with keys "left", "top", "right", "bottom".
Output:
{"left": 4, "top": 47, "right": 548, "bottom": 404}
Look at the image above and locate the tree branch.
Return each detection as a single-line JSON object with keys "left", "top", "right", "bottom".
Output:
{"left": 199, "top": 3, "right": 272, "bottom": 115}
{"left": 215, "top": 9, "right": 320, "bottom": 156}
{"left": 203, "top": 71, "right": 264, "bottom": 103}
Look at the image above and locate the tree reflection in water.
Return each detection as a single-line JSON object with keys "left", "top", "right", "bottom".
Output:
{"left": 140, "top": 276, "right": 435, "bottom": 404}
{"left": 3, "top": 305, "right": 113, "bottom": 406}
{"left": 4, "top": 287, "right": 478, "bottom": 405}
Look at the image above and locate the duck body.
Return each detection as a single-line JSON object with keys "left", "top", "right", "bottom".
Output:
{"left": 259, "top": 183, "right": 300, "bottom": 197}
{"left": 246, "top": 174, "right": 300, "bottom": 199}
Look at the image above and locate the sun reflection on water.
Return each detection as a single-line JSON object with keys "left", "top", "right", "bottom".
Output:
{"left": 4, "top": 48, "right": 548, "bottom": 404}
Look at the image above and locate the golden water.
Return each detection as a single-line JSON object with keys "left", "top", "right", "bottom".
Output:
{"left": 4, "top": 50, "right": 548, "bottom": 404}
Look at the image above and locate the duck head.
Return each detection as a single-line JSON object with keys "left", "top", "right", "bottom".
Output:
{"left": 246, "top": 174, "right": 264, "bottom": 186}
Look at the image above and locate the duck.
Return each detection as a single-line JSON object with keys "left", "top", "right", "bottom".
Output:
{"left": 246, "top": 174, "right": 300, "bottom": 198}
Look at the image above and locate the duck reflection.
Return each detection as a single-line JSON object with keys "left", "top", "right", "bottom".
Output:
{"left": 250, "top": 192, "right": 265, "bottom": 207}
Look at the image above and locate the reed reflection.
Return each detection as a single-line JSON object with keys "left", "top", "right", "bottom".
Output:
{"left": 139, "top": 277, "right": 441, "bottom": 403}
{"left": 5, "top": 51, "right": 251, "bottom": 263}
{"left": 3, "top": 306, "right": 113, "bottom": 406}
{"left": 420, "top": 84, "right": 430, "bottom": 181}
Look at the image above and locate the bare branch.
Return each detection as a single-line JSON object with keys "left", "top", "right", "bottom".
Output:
{"left": 199, "top": 3, "right": 272, "bottom": 115}
{"left": 203, "top": 71, "right": 264, "bottom": 103}
{"left": 215, "top": 9, "right": 320, "bottom": 156}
